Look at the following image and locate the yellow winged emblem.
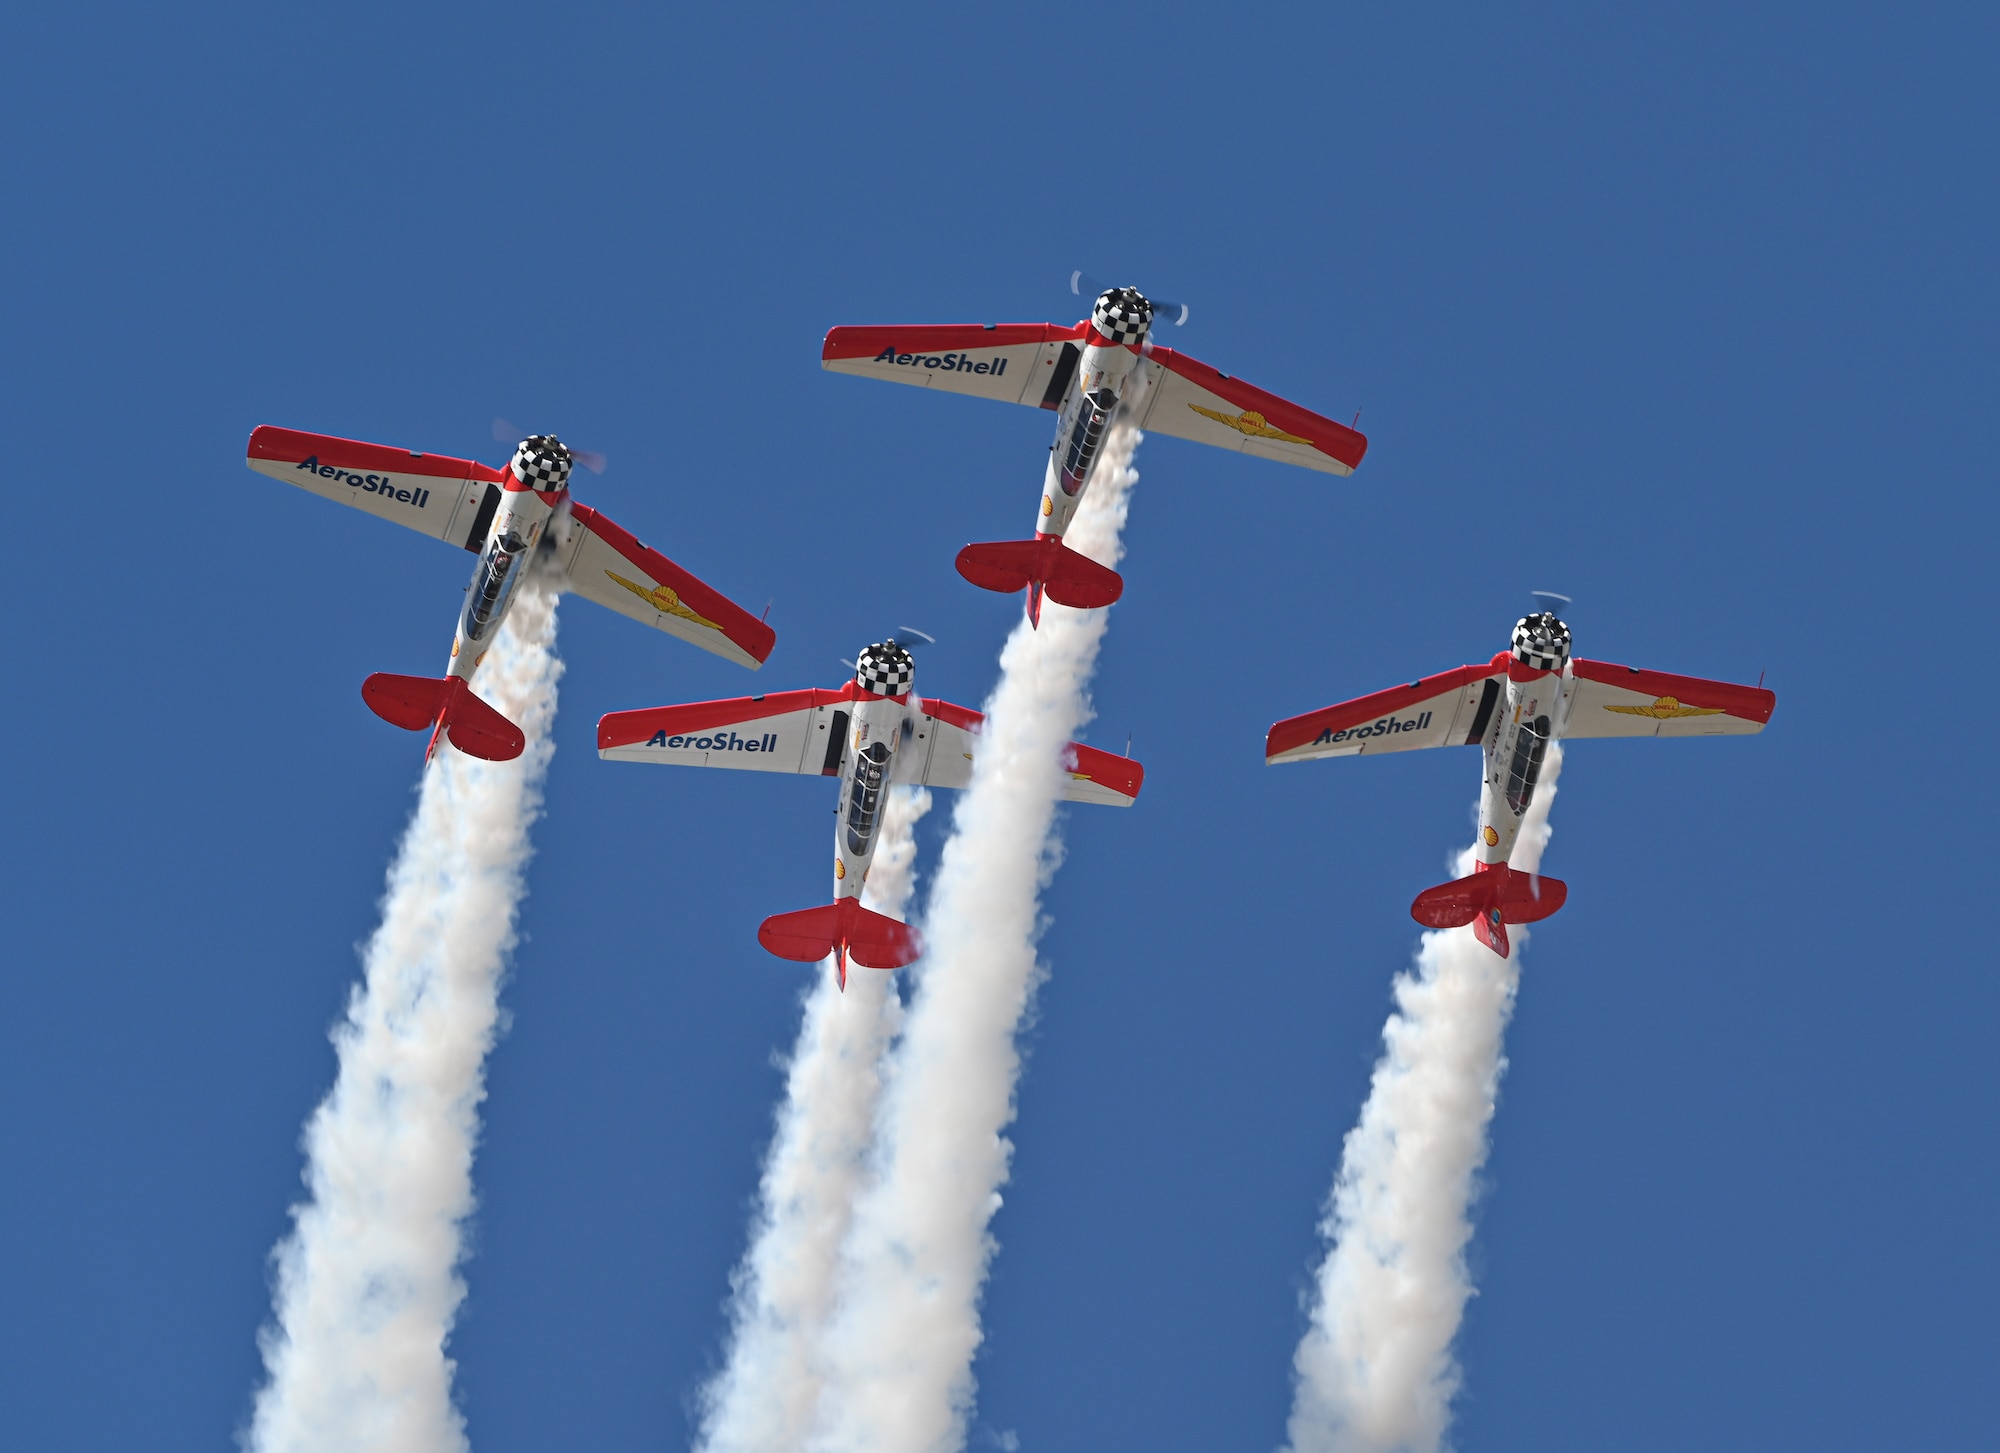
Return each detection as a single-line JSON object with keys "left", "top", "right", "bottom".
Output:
{"left": 1186, "top": 404, "right": 1313, "bottom": 446}
{"left": 1604, "top": 694, "right": 1724, "bottom": 721}
{"left": 605, "top": 570, "right": 722, "bottom": 630}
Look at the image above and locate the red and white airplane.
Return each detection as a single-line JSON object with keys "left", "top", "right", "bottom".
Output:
{"left": 246, "top": 426, "right": 775, "bottom": 762}
{"left": 1264, "top": 603, "right": 1776, "bottom": 956}
{"left": 597, "top": 637, "right": 1145, "bottom": 986}
{"left": 822, "top": 282, "right": 1369, "bottom": 625}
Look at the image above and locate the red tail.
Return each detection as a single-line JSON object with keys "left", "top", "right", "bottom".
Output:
{"left": 955, "top": 538, "right": 1123, "bottom": 626}
{"left": 1410, "top": 863, "right": 1568, "bottom": 958}
{"left": 361, "top": 674, "right": 526, "bottom": 763}
{"left": 757, "top": 899, "right": 922, "bottom": 988}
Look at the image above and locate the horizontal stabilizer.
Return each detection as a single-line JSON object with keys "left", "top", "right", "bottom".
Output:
{"left": 758, "top": 899, "right": 922, "bottom": 982}
{"left": 1410, "top": 864, "right": 1567, "bottom": 930}
{"left": 361, "top": 673, "right": 525, "bottom": 762}
{"left": 955, "top": 538, "right": 1123, "bottom": 610}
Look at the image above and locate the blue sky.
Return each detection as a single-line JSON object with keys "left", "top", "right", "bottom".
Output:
{"left": 4, "top": 3, "right": 1994, "bottom": 1449}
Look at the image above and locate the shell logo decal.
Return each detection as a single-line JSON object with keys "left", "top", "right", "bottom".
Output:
{"left": 1605, "top": 694, "right": 1724, "bottom": 721}
{"left": 835, "top": 859, "right": 846, "bottom": 881}
{"left": 1483, "top": 826, "right": 1499, "bottom": 847}
{"left": 1041, "top": 495, "right": 1054, "bottom": 517}
{"left": 605, "top": 570, "right": 722, "bottom": 630}
{"left": 1187, "top": 404, "right": 1313, "bottom": 446}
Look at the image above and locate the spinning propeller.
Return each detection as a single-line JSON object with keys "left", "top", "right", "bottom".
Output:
{"left": 492, "top": 418, "right": 608, "bottom": 476}
{"left": 842, "top": 627, "right": 935, "bottom": 673}
{"left": 1069, "top": 270, "right": 1190, "bottom": 328}
{"left": 1530, "top": 591, "right": 1573, "bottom": 620}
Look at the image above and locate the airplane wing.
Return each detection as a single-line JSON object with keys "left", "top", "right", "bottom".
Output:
{"left": 822, "top": 323, "right": 1090, "bottom": 409}
{"left": 246, "top": 425, "right": 508, "bottom": 550}
{"left": 904, "top": 698, "right": 1144, "bottom": 806}
{"left": 1266, "top": 663, "right": 1508, "bottom": 764}
{"left": 1131, "top": 348, "right": 1368, "bottom": 476}
{"left": 597, "top": 688, "right": 1144, "bottom": 805}
{"left": 597, "top": 685, "right": 863, "bottom": 773}
{"left": 553, "top": 504, "right": 775, "bottom": 669}
{"left": 1561, "top": 659, "right": 1775, "bottom": 739}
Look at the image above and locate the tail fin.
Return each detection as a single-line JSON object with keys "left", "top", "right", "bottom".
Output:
{"left": 955, "top": 538, "right": 1123, "bottom": 626}
{"left": 757, "top": 898, "right": 922, "bottom": 987}
{"left": 1410, "top": 863, "right": 1567, "bottom": 957}
{"left": 361, "top": 673, "right": 526, "bottom": 763}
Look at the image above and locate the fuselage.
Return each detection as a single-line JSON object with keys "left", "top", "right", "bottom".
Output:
{"left": 1473, "top": 614, "right": 1576, "bottom": 871}
{"left": 447, "top": 439, "right": 572, "bottom": 684}
{"left": 831, "top": 642, "right": 919, "bottom": 903}
{"left": 1035, "top": 288, "right": 1153, "bottom": 541}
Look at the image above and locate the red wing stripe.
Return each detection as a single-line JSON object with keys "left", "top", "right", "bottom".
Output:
{"left": 1266, "top": 663, "right": 1499, "bottom": 759}
{"left": 568, "top": 503, "right": 777, "bottom": 665}
{"left": 1145, "top": 346, "right": 1368, "bottom": 471}
{"left": 597, "top": 685, "right": 860, "bottom": 750}
{"left": 248, "top": 425, "right": 507, "bottom": 483}
{"left": 1067, "top": 742, "right": 1144, "bottom": 799}
{"left": 822, "top": 322, "right": 1085, "bottom": 361}
{"left": 919, "top": 697, "right": 985, "bottom": 733}
{"left": 1570, "top": 659, "right": 1776, "bottom": 723}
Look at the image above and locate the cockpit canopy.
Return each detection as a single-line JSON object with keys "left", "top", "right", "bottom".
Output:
{"left": 1511, "top": 611, "right": 1572, "bottom": 672}
{"left": 854, "top": 641, "right": 916, "bottom": 698}
{"left": 1090, "top": 287, "right": 1152, "bottom": 345}
{"left": 510, "top": 434, "right": 573, "bottom": 491}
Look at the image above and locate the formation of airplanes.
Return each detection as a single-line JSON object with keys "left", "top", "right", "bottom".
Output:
{"left": 243, "top": 281, "right": 1777, "bottom": 982}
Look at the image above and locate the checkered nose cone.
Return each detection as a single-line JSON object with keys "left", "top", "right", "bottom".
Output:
{"left": 1511, "top": 612, "right": 1572, "bottom": 672}
{"left": 854, "top": 641, "right": 916, "bottom": 697}
{"left": 511, "top": 435, "right": 574, "bottom": 490}
{"left": 1091, "top": 287, "right": 1153, "bottom": 345}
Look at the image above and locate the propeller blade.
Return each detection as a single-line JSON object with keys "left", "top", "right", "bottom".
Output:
{"left": 1069, "top": 269, "right": 1106, "bottom": 299}
{"left": 1069, "top": 272, "right": 1186, "bottom": 325}
{"left": 1530, "top": 591, "right": 1572, "bottom": 619}
{"left": 889, "top": 627, "right": 936, "bottom": 649}
{"left": 493, "top": 419, "right": 606, "bottom": 475}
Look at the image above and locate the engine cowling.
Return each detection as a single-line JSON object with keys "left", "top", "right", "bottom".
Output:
{"left": 1510, "top": 611, "right": 1571, "bottom": 673}
{"left": 853, "top": 641, "right": 916, "bottom": 697}
{"left": 510, "top": 434, "right": 574, "bottom": 491}
{"left": 1089, "top": 287, "right": 1152, "bottom": 346}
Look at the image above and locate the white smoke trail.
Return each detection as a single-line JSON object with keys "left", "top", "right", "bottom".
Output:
{"left": 1285, "top": 747, "right": 1565, "bottom": 1453}
{"left": 697, "top": 785, "right": 935, "bottom": 1453}
{"left": 245, "top": 576, "right": 564, "bottom": 1453}
{"left": 804, "top": 420, "right": 1142, "bottom": 1453}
